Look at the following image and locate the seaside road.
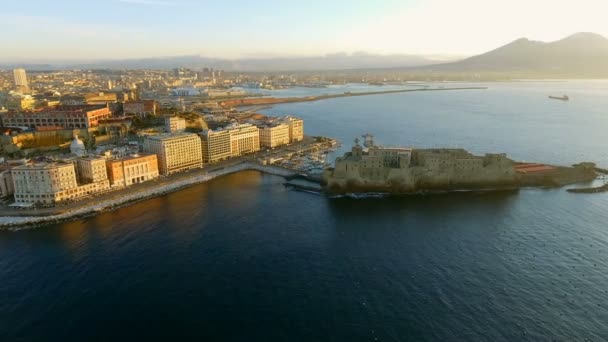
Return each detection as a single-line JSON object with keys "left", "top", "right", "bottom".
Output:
{"left": 0, "top": 137, "right": 325, "bottom": 218}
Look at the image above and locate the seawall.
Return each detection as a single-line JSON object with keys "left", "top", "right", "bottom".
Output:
{"left": 0, "top": 163, "right": 296, "bottom": 230}
{"left": 221, "top": 87, "right": 488, "bottom": 107}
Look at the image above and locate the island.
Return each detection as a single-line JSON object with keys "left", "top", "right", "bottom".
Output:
{"left": 322, "top": 135, "right": 598, "bottom": 194}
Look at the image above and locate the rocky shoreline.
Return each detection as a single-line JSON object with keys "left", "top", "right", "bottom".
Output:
{"left": 0, "top": 163, "right": 296, "bottom": 231}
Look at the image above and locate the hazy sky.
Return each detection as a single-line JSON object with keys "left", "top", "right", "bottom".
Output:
{"left": 2, "top": 0, "right": 608, "bottom": 61}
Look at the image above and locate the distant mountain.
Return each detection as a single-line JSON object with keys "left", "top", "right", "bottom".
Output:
{"left": 413, "top": 32, "right": 608, "bottom": 77}
{"left": 0, "top": 53, "right": 447, "bottom": 72}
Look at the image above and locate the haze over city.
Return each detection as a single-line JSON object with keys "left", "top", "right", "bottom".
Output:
{"left": 3, "top": 0, "right": 608, "bottom": 62}
{"left": 2, "top": 1, "right": 608, "bottom": 341}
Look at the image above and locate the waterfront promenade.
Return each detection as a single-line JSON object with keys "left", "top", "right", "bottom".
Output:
{"left": 0, "top": 137, "right": 333, "bottom": 229}
{"left": 0, "top": 161, "right": 296, "bottom": 229}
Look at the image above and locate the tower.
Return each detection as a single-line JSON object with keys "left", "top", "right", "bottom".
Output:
{"left": 13, "top": 68, "right": 29, "bottom": 91}
{"left": 362, "top": 133, "right": 374, "bottom": 148}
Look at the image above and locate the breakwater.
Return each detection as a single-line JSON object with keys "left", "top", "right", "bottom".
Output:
{"left": 221, "top": 87, "right": 488, "bottom": 107}
{"left": 0, "top": 163, "right": 296, "bottom": 230}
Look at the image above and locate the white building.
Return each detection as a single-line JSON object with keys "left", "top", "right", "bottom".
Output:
{"left": 143, "top": 133, "right": 203, "bottom": 175}
{"left": 165, "top": 116, "right": 186, "bottom": 133}
{"left": 70, "top": 135, "right": 87, "bottom": 156}
{"left": 11, "top": 160, "right": 111, "bottom": 207}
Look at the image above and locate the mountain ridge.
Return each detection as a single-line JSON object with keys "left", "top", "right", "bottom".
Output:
{"left": 411, "top": 32, "right": 608, "bottom": 77}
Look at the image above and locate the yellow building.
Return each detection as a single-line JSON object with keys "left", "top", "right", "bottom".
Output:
{"left": 106, "top": 153, "right": 159, "bottom": 187}
{"left": 84, "top": 92, "right": 118, "bottom": 105}
{"left": 259, "top": 123, "right": 290, "bottom": 148}
{"left": 227, "top": 123, "right": 260, "bottom": 157}
{"left": 6, "top": 94, "right": 36, "bottom": 111}
{"left": 282, "top": 116, "right": 304, "bottom": 143}
{"left": 199, "top": 129, "right": 231, "bottom": 163}
{"left": 143, "top": 133, "right": 203, "bottom": 175}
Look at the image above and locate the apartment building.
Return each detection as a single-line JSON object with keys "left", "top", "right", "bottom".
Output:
{"left": 227, "top": 123, "right": 260, "bottom": 157}
{"left": 143, "top": 133, "right": 203, "bottom": 175}
{"left": 11, "top": 162, "right": 108, "bottom": 206}
{"left": 199, "top": 129, "right": 231, "bottom": 163}
{"left": 259, "top": 123, "right": 290, "bottom": 148}
{"left": 106, "top": 153, "right": 159, "bottom": 187}
{"left": 282, "top": 116, "right": 304, "bottom": 143}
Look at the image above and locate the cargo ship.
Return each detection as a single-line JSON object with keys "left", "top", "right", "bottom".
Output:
{"left": 549, "top": 94, "right": 569, "bottom": 101}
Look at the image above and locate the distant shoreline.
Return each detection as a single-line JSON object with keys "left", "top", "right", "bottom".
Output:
{"left": 221, "top": 86, "right": 488, "bottom": 107}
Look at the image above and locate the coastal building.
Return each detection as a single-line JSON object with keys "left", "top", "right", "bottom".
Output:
{"left": 0, "top": 170, "right": 14, "bottom": 197}
{"left": 11, "top": 159, "right": 112, "bottom": 207}
{"left": 165, "top": 116, "right": 186, "bottom": 133}
{"left": 106, "top": 153, "right": 159, "bottom": 188}
{"left": 282, "top": 116, "right": 304, "bottom": 143}
{"left": 259, "top": 123, "right": 290, "bottom": 148}
{"left": 143, "top": 133, "right": 203, "bottom": 175}
{"left": 77, "top": 156, "right": 109, "bottom": 184}
{"left": 199, "top": 129, "right": 232, "bottom": 163}
{"left": 123, "top": 100, "right": 157, "bottom": 118}
{"left": 12, "top": 162, "right": 77, "bottom": 206}
{"left": 227, "top": 123, "right": 260, "bottom": 157}
{"left": 0, "top": 105, "right": 112, "bottom": 129}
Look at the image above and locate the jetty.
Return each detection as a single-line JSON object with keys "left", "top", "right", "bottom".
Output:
{"left": 220, "top": 86, "right": 488, "bottom": 108}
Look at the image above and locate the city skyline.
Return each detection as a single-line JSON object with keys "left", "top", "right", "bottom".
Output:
{"left": 3, "top": 0, "right": 608, "bottom": 62}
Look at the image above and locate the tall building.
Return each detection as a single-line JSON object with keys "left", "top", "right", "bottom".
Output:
{"left": 13, "top": 68, "right": 28, "bottom": 90}
{"left": 259, "top": 123, "right": 290, "bottom": 148}
{"left": 143, "top": 133, "right": 203, "bottom": 175}
{"left": 282, "top": 116, "right": 304, "bottom": 143}
{"left": 106, "top": 153, "right": 159, "bottom": 188}
{"left": 227, "top": 123, "right": 260, "bottom": 157}
{"left": 199, "top": 129, "right": 231, "bottom": 163}
{"left": 165, "top": 116, "right": 186, "bottom": 133}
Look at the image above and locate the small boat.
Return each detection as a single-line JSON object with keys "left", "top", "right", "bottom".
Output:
{"left": 549, "top": 95, "right": 569, "bottom": 101}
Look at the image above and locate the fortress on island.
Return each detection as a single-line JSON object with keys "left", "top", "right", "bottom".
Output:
{"left": 323, "top": 135, "right": 596, "bottom": 194}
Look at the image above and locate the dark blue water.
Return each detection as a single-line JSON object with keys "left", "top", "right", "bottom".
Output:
{"left": 2, "top": 81, "right": 608, "bottom": 341}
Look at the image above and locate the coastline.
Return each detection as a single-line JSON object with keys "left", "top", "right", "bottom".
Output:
{"left": 220, "top": 86, "right": 488, "bottom": 107}
{"left": 0, "top": 163, "right": 296, "bottom": 231}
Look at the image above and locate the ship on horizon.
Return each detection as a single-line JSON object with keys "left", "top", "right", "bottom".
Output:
{"left": 549, "top": 94, "right": 569, "bottom": 101}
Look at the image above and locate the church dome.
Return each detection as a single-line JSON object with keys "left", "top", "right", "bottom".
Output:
{"left": 70, "top": 135, "right": 86, "bottom": 156}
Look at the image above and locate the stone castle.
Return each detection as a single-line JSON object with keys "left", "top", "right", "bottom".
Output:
{"left": 323, "top": 135, "right": 518, "bottom": 193}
